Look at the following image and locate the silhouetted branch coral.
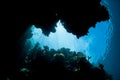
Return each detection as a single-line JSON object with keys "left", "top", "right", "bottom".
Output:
{"left": 16, "top": 44, "right": 112, "bottom": 80}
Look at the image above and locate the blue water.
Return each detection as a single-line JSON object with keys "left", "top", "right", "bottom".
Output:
{"left": 25, "top": 20, "right": 112, "bottom": 64}
{"left": 101, "top": 0, "right": 120, "bottom": 80}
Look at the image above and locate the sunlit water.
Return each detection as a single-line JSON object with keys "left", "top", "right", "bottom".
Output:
{"left": 25, "top": 20, "right": 112, "bottom": 64}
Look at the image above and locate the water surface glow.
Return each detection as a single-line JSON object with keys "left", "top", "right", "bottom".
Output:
{"left": 25, "top": 20, "right": 112, "bottom": 64}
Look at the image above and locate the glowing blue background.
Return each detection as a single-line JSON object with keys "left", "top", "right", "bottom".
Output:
{"left": 25, "top": 20, "right": 112, "bottom": 64}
